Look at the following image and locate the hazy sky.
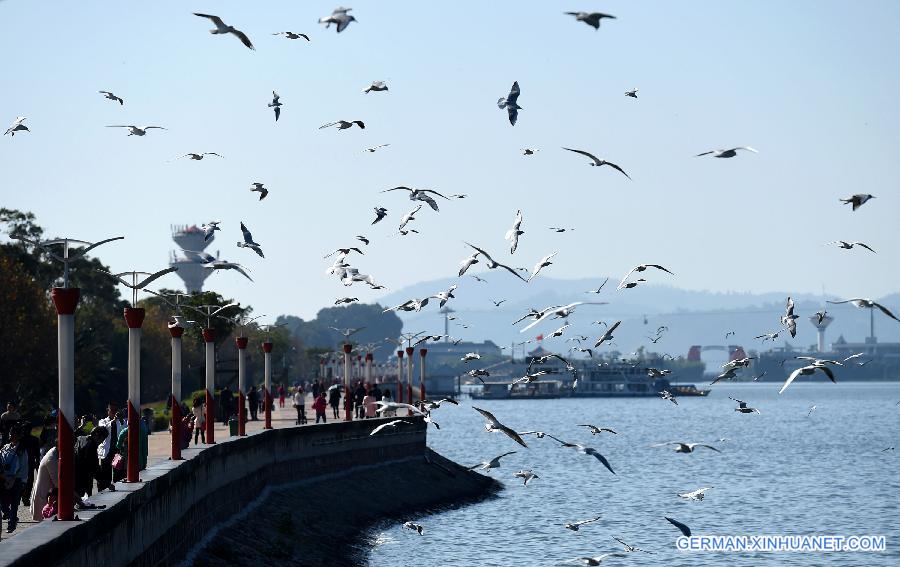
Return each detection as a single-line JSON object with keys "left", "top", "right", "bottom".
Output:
{"left": 2, "top": 1, "right": 898, "bottom": 322}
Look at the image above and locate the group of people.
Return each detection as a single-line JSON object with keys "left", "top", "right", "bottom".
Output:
{"left": 1, "top": 380, "right": 401, "bottom": 536}
{"left": 0, "top": 400, "right": 148, "bottom": 535}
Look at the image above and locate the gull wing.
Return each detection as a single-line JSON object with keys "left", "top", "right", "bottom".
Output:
{"left": 420, "top": 189, "right": 451, "bottom": 199}
{"left": 562, "top": 147, "right": 600, "bottom": 164}
{"left": 240, "top": 222, "right": 254, "bottom": 243}
{"left": 496, "top": 260, "right": 528, "bottom": 282}
{"left": 464, "top": 242, "right": 496, "bottom": 265}
{"left": 779, "top": 367, "right": 804, "bottom": 394}
{"left": 665, "top": 517, "right": 691, "bottom": 537}
{"left": 472, "top": 406, "right": 499, "bottom": 427}
{"left": 582, "top": 447, "right": 615, "bottom": 474}
{"left": 193, "top": 13, "right": 225, "bottom": 27}
{"left": 133, "top": 267, "right": 178, "bottom": 289}
{"left": 507, "top": 81, "right": 520, "bottom": 105}
{"left": 230, "top": 28, "right": 255, "bottom": 50}
{"left": 604, "top": 160, "right": 631, "bottom": 180}
{"left": 874, "top": 302, "right": 900, "bottom": 322}
{"left": 499, "top": 425, "right": 528, "bottom": 448}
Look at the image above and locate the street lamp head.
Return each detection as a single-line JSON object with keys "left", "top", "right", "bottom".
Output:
{"left": 12, "top": 235, "right": 124, "bottom": 288}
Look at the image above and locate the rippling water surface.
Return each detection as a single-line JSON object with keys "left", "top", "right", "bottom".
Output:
{"left": 366, "top": 382, "right": 900, "bottom": 566}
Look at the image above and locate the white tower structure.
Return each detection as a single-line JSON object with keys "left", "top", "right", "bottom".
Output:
{"left": 170, "top": 224, "right": 215, "bottom": 292}
{"left": 809, "top": 313, "right": 834, "bottom": 353}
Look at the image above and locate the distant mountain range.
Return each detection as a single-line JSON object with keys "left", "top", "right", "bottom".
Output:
{"left": 374, "top": 276, "right": 900, "bottom": 365}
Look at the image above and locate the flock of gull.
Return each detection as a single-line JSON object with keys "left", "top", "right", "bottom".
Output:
{"left": 5, "top": 4, "right": 895, "bottom": 565}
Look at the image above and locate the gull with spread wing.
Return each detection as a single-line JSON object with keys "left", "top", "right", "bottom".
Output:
{"left": 472, "top": 407, "right": 528, "bottom": 448}
{"left": 382, "top": 186, "right": 450, "bottom": 211}
{"left": 464, "top": 243, "right": 527, "bottom": 282}
{"left": 237, "top": 222, "right": 264, "bottom": 258}
{"left": 562, "top": 147, "right": 631, "bottom": 179}
{"left": 193, "top": 13, "right": 255, "bottom": 49}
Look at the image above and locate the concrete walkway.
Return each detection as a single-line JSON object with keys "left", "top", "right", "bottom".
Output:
{"left": 3, "top": 391, "right": 373, "bottom": 542}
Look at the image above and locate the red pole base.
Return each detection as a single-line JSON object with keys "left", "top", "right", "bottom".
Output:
{"left": 56, "top": 410, "right": 75, "bottom": 521}
{"left": 126, "top": 400, "right": 140, "bottom": 482}
{"left": 420, "top": 385, "right": 426, "bottom": 403}
{"left": 205, "top": 389, "right": 216, "bottom": 444}
{"left": 171, "top": 395, "right": 182, "bottom": 461}
{"left": 264, "top": 390, "right": 272, "bottom": 429}
{"left": 238, "top": 391, "right": 246, "bottom": 436}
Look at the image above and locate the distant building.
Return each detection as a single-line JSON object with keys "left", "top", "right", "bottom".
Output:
{"left": 170, "top": 224, "right": 215, "bottom": 292}
{"left": 414, "top": 340, "right": 502, "bottom": 368}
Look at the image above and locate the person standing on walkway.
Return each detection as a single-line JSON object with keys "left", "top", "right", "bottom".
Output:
{"left": 247, "top": 385, "right": 259, "bottom": 421}
{"left": 74, "top": 426, "right": 108, "bottom": 499}
{"left": 29, "top": 445, "right": 58, "bottom": 522}
{"left": 191, "top": 397, "right": 206, "bottom": 445}
{"left": 220, "top": 385, "right": 233, "bottom": 426}
{"left": 96, "top": 403, "right": 124, "bottom": 491}
{"left": 19, "top": 421, "right": 40, "bottom": 506}
{"left": 278, "top": 384, "right": 286, "bottom": 408}
{"left": 115, "top": 419, "right": 148, "bottom": 472}
{"left": 1, "top": 426, "right": 24, "bottom": 532}
{"left": 0, "top": 403, "right": 21, "bottom": 446}
{"left": 312, "top": 392, "right": 327, "bottom": 424}
{"left": 354, "top": 382, "right": 366, "bottom": 419}
{"left": 312, "top": 379, "right": 321, "bottom": 401}
{"left": 292, "top": 387, "right": 307, "bottom": 425}
{"left": 328, "top": 386, "right": 341, "bottom": 419}
{"left": 363, "top": 391, "right": 377, "bottom": 419}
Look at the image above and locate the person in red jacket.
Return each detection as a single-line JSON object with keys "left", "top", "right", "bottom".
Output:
{"left": 278, "top": 384, "right": 286, "bottom": 408}
{"left": 312, "top": 392, "right": 327, "bottom": 424}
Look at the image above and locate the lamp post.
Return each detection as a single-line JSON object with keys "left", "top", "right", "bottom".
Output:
{"left": 233, "top": 315, "right": 264, "bottom": 436}
{"left": 143, "top": 290, "right": 194, "bottom": 461}
{"left": 343, "top": 344, "right": 353, "bottom": 421}
{"left": 104, "top": 268, "right": 179, "bottom": 482}
{"left": 12, "top": 235, "right": 123, "bottom": 521}
{"left": 419, "top": 348, "right": 428, "bottom": 403}
{"left": 405, "top": 346, "right": 414, "bottom": 415}
{"left": 169, "top": 324, "right": 184, "bottom": 459}
{"left": 262, "top": 341, "right": 273, "bottom": 429}
{"left": 396, "top": 350, "right": 404, "bottom": 403}
{"left": 185, "top": 303, "right": 239, "bottom": 444}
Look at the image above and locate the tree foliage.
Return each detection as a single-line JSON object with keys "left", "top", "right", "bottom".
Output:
{"left": 276, "top": 303, "right": 403, "bottom": 361}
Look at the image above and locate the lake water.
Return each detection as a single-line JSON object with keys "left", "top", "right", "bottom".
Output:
{"left": 365, "top": 382, "right": 900, "bottom": 566}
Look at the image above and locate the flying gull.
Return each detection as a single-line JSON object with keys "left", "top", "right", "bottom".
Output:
{"left": 781, "top": 296, "right": 799, "bottom": 338}
{"left": 827, "top": 240, "right": 876, "bottom": 253}
{"left": 513, "top": 469, "right": 539, "bottom": 485}
{"left": 250, "top": 182, "right": 268, "bottom": 200}
{"left": 578, "top": 424, "right": 617, "bottom": 435}
{"left": 562, "top": 147, "right": 631, "bottom": 179}
{"left": 497, "top": 81, "right": 522, "bottom": 126}
{"left": 106, "top": 125, "right": 165, "bottom": 136}
{"left": 4, "top": 117, "right": 29, "bottom": 136}
{"left": 839, "top": 193, "right": 875, "bottom": 211}
{"left": 624, "top": 88, "right": 638, "bottom": 98}
{"left": 363, "top": 80, "right": 388, "bottom": 93}
{"left": 268, "top": 91, "right": 282, "bottom": 121}
{"left": 200, "top": 222, "right": 220, "bottom": 241}
{"left": 472, "top": 407, "right": 528, "bottom": 448}
{"left": 372, "top": 207, "right": 388, "bottom": 224}
{"left": 695, "top": 146, "right": 758, "bottom": 158}
{"left": 618, "top": 264, "right": 674, "bottom": 289}
{"left": 779, "top": 363, "right": 837, "bottom": 394}
{"left": 237, "top": 222, "right": 264, "bottom": 258}
{"left": 319, "top": 7, "right": 357, "bottom": 33}
{"left": 369, "top": 419, "right": 411, "bottom": 436}
{"left": 319, "top": 120, "right": 365, "bottom": 130}
{"left": 382, "top": 186, "right": 450, "bottom": 211}
{"left": 464, "top": 242, "right": 527, "bottom": 282}
{"left": 505, "top": 210, "right": 524, "bottom": 254}
{"left": 176, "top": 152, "right": 223, "bottom": 161}
{"left": 729, "top": 397, "right": 760, "bottom": 414}
{"left": 468, "top": 451, "right": 517, "bottom": 471}
{"left": 564, "top": 516, "right": 601, "bottom": 531}
{"left": 678, "top": 487, "right": 713, "bottom": 501}
{"left": 272, "top": 31, "right": 310, "bottom": 41}
{"left": 528, "top": 252, "right": 557, "bottom": 282}
{"left": 594, "top": 320, "right": 622, "bottom": 348}
{"left": 193, "top": 13, "right": 255, "bottom": 50}
{"left": 565, "top": 11, "right": 616, "bottom": 29}
{"left": 653, "top": 442, "right": 721, "bottom": 454}
{"left": 402, "top": 521, "right": 424, "bottom": 535}
{"left": 827, "top": 298, "right": 899, "bottom": 322}
{"left": 99, "top": 91, "right": 124, "bottom": 105}
{"left": 363, "top": 144, "right": 390, "bottom": 153}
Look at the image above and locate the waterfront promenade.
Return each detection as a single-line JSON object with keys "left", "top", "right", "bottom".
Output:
{"left": 5, "top": 393, "right": 325, "bottom": 541}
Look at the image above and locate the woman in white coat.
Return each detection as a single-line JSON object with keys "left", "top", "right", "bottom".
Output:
{"left": 29, "top": 446, "right": 58, "bottom": 522}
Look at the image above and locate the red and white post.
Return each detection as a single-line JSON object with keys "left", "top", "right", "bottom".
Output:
{"left": 396, "top": 350, "right": 404, "bottom": 403}
{"left": 263, "top": 341, "right": 273, "bottom": 429}
{"left": 405, "top": 346, "right": 415, "bottom": 415}
{"left": 123, "top": 307, "right": 145, "bottom": 483}
{"left": 169, "top": 324, "right": 184, "bottom": 460}
{"left": 51, "top": 288, "right": 79, "bottom": 521}
{"left": 203, "top": 328, "right": 216, "bottom": 444}
{"left": 236, "top": 337, "right": 248, "bottom": 436}
{"left": 343, "top": 344, "right": 353, "bottom": 421}
{"left": 419, "top": 348, "right": 428, "bottom": 402}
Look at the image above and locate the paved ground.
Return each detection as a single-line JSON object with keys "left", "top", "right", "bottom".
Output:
{"left": 2, "top": 391, "right": 386, "bottom": 542}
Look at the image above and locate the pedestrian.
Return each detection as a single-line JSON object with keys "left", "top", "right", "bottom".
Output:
{"left": 95, "top": 402, "right": 124, "bottom": 491}
{"left": 312, "top": 392, "right": 328, "bottom": 424}
{"left": 328, "top": 386, "right": 341, "bottom": 419}
{"left": 247, "top": 385, "right": 259, "bottom": 421}
{"left": 29, "top": 446, "right": 58, "bottom": 522}
{"left": 220, "top": 385, "right": 233, "bottom": 426}
{"left": 191, "top": 397, "right": 206, "bottom": 445}
{"left": 1, "top": 426, "right": 24, "bottom": 532}
{"left": 312, "top": 379, "right": 321, "bottom": 400}
{"left": 354, "top": 382, "right": 366, "bottom": 419}
{"left": 18, "top": 421, "right": 40, "bottom": 506}
{"left": 278, "top": 384, "right": 286, "bottom": 408}
{"left": 115, "top": 418, "right": 148, "bottom": 472}
{"left": 74, "top": 425, "right": 108, "bottom": 500}
{"left": 38, "top": 414, "right": 57, "bottom": 458}
{"left": 292, "top": 387, "right": 307, "bottom": 425}
{"left": 180, "top": 415, "right": 192, "bottom": 450}
{"left": 363, "top": 391, "right": 377, "bottom": 419}
{"left": 0, "top": 403, "right": 21, "bottom": 445}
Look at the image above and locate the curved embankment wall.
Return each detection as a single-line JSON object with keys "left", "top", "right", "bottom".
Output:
{"left": 0, "top": 418, "right": 498, "bottom": 567}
